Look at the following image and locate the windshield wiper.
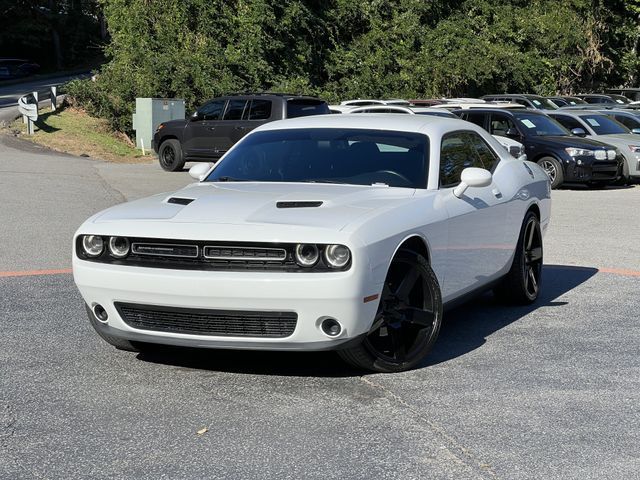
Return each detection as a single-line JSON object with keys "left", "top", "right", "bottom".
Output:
{"left": 303, "top": 179, "right": 347, "bottom": 184}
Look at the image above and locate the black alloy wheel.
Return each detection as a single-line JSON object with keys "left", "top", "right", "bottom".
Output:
{"left": 338, "top": 249, "right": 443, "bottom": 372}
{"left": 522, "top": 215, "right": 543, "bottom": 299}
{"left": 494, "top": 211, "right": 543, "bottom": 304}
{"left": 158, "top": 139, "right": 185, "bottom": 172}
{"left": 537, "top": 156, "right": 563, "bottom": 189}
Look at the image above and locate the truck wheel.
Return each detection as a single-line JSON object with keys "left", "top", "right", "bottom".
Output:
{"left": 337, "top": 249, "right": 443, "bottom": 373}
{"left": 537, "top": 157, "right": 563, "bottom": 189}
{"left": 158, "top": 139, "right": 185, "bottom": 172}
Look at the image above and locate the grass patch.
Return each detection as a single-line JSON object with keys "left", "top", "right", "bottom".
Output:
{"left": 8, "top": 107, "right": 152, "bottom": 163}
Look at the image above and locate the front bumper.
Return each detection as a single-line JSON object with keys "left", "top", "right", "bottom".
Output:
{"left": 73, "top": 259, "right": 381, "bottom": 351}
{"left": 561, "top": 152, "right": 621, "bottom": 183}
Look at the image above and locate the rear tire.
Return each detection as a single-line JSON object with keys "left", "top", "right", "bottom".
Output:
{"left": 494, "top": 211, "right": 543, "bottom": 304}
{"left": 158, "top": 139, "right": 185, "bottom": 172}
{"left": 338, "top": 249, "right": 443, "bottom": 373}
{"left": 537, "top": 156, "right": 563, "bottom": 189}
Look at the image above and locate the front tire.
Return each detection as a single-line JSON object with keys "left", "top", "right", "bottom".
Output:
{"left": 537, "top": 156, "right": 564, "bottom": 189}
{"left": 494, "top": 211, "right": 543, "bottom": 304}
{"left": 158, "top": 139, "right": 185, "bottom": 172}
{"left": 338, "top": 249, "right": 443, "bottom": 373}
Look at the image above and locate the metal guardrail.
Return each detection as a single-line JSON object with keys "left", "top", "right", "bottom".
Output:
{"left": 17, "top": 86, "right": 58, "bottom": 135}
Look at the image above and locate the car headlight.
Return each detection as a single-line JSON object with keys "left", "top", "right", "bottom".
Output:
{"left": 565, "top": 148, "right": 594, "bottom": 157}
{"left": 295, "top": 244, "right": 319, "bottom": 267}
{"left": 82, "top": 235, "right": 104, "bottom": 257}
{"left": 156, "top": 123, "right": 165, "bottom": 132}
{"left": 607, "top": 150, "right": 617, "bottom": 160}
{"left": 324, "top": 244, "right": 351, "bottom": 269}
{"left": 108, "top": 236, "right": 130, "bottom": 258}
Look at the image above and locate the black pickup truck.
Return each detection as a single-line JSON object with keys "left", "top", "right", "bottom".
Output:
{"left": 152, "top": 93, "right": 330, "bottom": 171}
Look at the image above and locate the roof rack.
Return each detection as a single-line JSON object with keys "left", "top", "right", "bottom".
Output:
{"left": 224, "top": 92, "right": 307, "bottom": 97}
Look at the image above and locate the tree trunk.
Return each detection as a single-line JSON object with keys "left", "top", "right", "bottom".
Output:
{"left": 51, "top": 28, "right": 63, "bottom": 69}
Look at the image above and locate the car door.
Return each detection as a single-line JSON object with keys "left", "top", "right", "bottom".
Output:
{"left": 438, "top": 130, "right": 510, "bottom": 300}
{"left": 213, "top": 99, "right": 251, "bottom": 155}
{"left": 182, "top": 99, "right": 227, "bottom": 158}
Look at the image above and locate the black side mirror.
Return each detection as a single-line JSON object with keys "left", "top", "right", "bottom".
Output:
{"left": 571, "top": 127, "right": 587, "bottom": 137}
{"left": 505, "top": 127, "right": 520, "bottom": 138}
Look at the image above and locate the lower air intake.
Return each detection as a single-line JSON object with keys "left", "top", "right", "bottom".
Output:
{"left": 115, "top": 302, "right": 297, "bottom": 338}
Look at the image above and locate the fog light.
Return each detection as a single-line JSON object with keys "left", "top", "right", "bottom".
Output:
{"left": 82, "top": 235, "right": 104, "bottom": 257}
{"left": 109, "top": 236, "right": 130, "bottom": 258}
{"left": 321, "top": 318, "right": 342, "bottom": 337}
{"left": 93, "top": 304, "right": 108, "bottom": 322}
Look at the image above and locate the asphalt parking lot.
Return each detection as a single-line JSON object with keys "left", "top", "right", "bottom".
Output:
{"left": 1, "top": 135, "right": 639, "bottom": 479}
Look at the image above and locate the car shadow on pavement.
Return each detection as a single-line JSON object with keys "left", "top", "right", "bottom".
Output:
{"left": 423, "top": 264, "right": 598, "bottom": 368}
{"left": 136, "top": 264, "right": 598, "bottom": 376}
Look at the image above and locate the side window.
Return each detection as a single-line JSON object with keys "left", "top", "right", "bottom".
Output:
{"left": 514, "top": 99, "right": 529, "bottom": 107}
{"left": 197, "top": 100, "right": 226, "bottom": 120}
{"left": 552, "top": 115, "right": 582, "bottom": 131}
{"left": 489, "top": 114, "right": 517, "bottom": 136}
{"left": 465, "top": 132, "right": 500, "bottom": 171}
{"left": 615, "top": 115, "right": 635, "bottom": 129}
{"left": 247, "top": 99, "right": 272, "bottom": 120}
{"left": 439, "top": 132, "right": 477, "bottom": 187}
{"left": 464, "top": 112, "right": 485, "bottom": 128}
{"left": 223, "top": 99, "right": 248, "bottom": 120}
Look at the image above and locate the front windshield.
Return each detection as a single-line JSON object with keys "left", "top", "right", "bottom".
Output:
{"left": 530, "top": 96, "right": 559, "bottom": 110}
{"left": 514, "top": 113, "right": 569, "bottom": 136}
{"left": 205, "top": 128, "right": 429, "bottom": 188}
{"left": 578, "top": 115, "right": 630, "bottom": 135}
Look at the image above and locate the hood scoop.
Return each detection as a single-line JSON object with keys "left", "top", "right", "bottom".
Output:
{"left": 276, "top": 201, "right": 323, "bottom": 209}
{"left": 167, "top": 197, "right": 195, "bottom": 206}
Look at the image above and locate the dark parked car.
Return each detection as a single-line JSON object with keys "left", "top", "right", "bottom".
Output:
{"left": 152, "top": 93, "right": 330, "bottom": 171}
{"left": 575, "top": 94, "right": 618, "bottom": 105}
{"left": 481, "top": 94, "right": 559, "bottom": 110}
{"left": 548, "top": 96, "right": 587, "bottom": 107}
{"left": 0, "top": 58, "right": 39, "bottom": 79}
{"left": 454, "top": 108, "right": 622, "bottom": 189}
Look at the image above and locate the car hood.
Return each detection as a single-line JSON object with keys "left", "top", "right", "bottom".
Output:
{"left": 537, "top": 135, "right": 611, "bottom": 149}
{"left": 93, "top": 182, "right": 417, "bottom": 231}
{"left": 593, "top": 133, "right": 640, "bottom": 146}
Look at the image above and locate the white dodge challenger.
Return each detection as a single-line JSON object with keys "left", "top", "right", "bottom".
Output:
{"left": 73, "top": 115, "right": 550, "bottom": 372}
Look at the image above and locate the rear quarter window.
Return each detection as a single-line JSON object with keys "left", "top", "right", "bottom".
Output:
{"left": 286, "top": 99, "right": 330, "bottom": 118}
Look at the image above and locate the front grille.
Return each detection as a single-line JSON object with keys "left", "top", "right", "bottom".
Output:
{"left": 132, "top": 243, "right": 199, "bottom": 258}
{"left": 203, "top": 245, "right": 286, "bottom": 261}
{"left": 115, "top": 302, "right": 297, "bottom": 338}
{"left": 76, "top": 237, "right": 350, "bottom": 272}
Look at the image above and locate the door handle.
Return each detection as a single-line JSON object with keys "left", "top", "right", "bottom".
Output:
{"left": 492, "top": 188, "right": 502, "bottom": 198}
{"left": 208, "top": 127, "right": 216, "bottom": 131}
{"left": 234, "top": 126, "right": 246, "bottom": 130}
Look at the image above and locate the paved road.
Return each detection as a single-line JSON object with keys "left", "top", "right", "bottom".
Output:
{"left": 1, "top": 136, "right": 639, "bottom": 479}
{"left": 0, "top": 72, "right": 90, "bottom": 122}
